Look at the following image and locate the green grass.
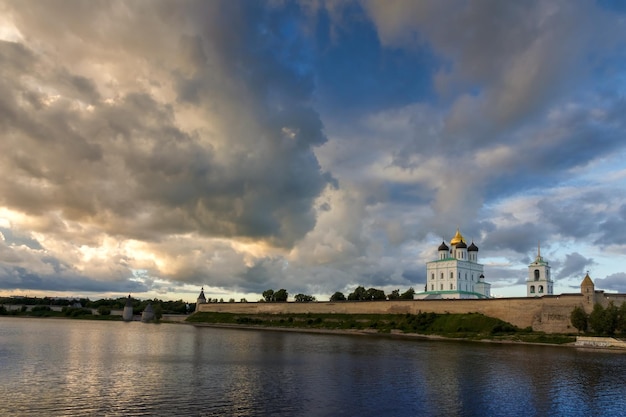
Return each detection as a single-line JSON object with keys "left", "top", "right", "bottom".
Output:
{"left": 186, "top": 311, "right": 576, "bottom": 344}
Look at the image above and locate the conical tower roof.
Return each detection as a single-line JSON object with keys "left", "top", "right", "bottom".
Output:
{"left": 197, "top": 287, "right": 206, "bottom": 302}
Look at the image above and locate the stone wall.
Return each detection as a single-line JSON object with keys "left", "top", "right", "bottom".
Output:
{"left": 197, "top": 294, "right": 591, "bottom": 333}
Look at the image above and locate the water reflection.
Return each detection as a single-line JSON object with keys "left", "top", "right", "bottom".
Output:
{"left": 2, "top": 318, "right": 626, "bottom": 416}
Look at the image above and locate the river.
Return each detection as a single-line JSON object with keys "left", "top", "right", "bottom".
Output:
{"left": 1, "top": 317, "right": 625, "bottom": 416}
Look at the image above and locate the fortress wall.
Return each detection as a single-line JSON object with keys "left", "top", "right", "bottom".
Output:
{"left": 197, "top": 294, "right": 588, "bottom": 333}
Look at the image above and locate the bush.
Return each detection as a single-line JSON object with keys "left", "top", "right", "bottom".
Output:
{"left": 63, "top": 307, "right": 93, "bottom": 317}
{"left": 97, "top": 306, "right": 112, "bottom": 316}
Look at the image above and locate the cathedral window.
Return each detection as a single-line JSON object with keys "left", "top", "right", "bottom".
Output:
{"left": 539, "top": 285, "right": 544, "bottom": 293}
{"left": 450, "top": 272, "right": 453, "bottom": 279}
{"left": 530, "top": 286, "right": 535, "bottom": 293}
{"left": 450, "top": 283, "right": 454, "bottom": 290}
{"left": 431, "top": 284, "right": 434, "bottom": 291}
{"left": 441, "top": 273, "right": 444, "bottom": 280}
{"left": 431, "top": 273, "right": 434, "bottom": 280}
{"left": 534, "top": 269, "right": 540, "bottom": 281}
{"left": 440, "top": 284, "right": 443, "bottom": 290}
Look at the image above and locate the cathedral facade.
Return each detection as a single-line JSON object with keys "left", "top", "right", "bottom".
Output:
{"left": 420, "top": 229, "right": 491, "bottom": 299}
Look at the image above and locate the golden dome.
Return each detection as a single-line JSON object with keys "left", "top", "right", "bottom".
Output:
{"left": 450, "top": 229, "right": 466, "bottom": 245}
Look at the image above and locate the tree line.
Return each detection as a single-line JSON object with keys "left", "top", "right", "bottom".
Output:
{"left": 260, "top": 286, "right": 416, "bottom": 303}
{"left": 0, "top": 296, "right": 191, "bottom": 314}
{"left": 570, "top": 302, "right": 626, "bottom": 336}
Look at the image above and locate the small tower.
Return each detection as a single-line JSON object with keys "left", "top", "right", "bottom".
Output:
{"left": 526, "top": 242, "right": 553, "bottom": 297}
{"left": 122, "top": 295, "right": 133, "bottom": 321}
{"left": 195, "top": 287, "right": 207, "bottom": 312}
{"left": 581, "top": 272, "right": 595, "bottom": 306}
{"left": 474, "top": 273, "right": 491, "bottom": 298}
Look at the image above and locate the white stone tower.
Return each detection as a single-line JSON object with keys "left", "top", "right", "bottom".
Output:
{"left": 526, "top": 242, "right": 553, "bottom": 297}
{"left": 122, "top": 294, "right": 134, "bottom": 321}
{"left": 195, "top": 287, "right": 207, "bottom": 312}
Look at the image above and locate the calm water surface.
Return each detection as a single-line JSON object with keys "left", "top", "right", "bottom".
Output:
{"left": 1, "top": 317, "right": 625, "bottom": 416}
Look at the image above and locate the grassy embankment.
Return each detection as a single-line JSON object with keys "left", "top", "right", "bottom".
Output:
{"left": 187, "top": 311, "right": 575, "bottom": 345}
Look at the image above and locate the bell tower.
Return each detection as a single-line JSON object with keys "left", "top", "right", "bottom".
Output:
{"left": 526, "top": 242, "right": 553, "bottom": 297}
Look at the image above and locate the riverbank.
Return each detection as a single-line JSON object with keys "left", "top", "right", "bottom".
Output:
{"left": 188, "top": 321, "right": 626, "bottom": 352}
{"left": 185, "top": 310, "right": 579, "bottom": 345}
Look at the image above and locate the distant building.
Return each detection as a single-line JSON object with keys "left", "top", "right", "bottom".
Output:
{"left": 122, "top": 295, "right": 133, "bottom": 321}
{"left": 526, "top": 243, "right": 554, "bottom": 297}
{"left": 419, "top": 229, "right": 491, "bottom": 299}
{"left": 196, "top": 287, "right": 206, "bottom": 312}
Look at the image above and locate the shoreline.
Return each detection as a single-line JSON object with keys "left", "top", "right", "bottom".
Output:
{"left": 187, "top": 321, "right": 585, "bottom": 348}
{"left": 185, "top": 322, "right": 626, "bottom": 352}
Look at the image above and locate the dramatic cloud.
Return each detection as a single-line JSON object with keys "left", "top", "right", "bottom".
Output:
{"left": 1, "top": 0, "right": 626, "bottom": 301}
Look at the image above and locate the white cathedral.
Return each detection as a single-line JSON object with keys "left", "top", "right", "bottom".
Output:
{"left": 419, "top": 229, "right": 491, "bottom": 299}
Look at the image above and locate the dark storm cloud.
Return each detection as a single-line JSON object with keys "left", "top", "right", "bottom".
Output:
{"left": 535, "top": 188, "right": 626, "bottom": 244}
{"left": 481, "top": 223, "right": 549, "bottom": 254}
{"left": 1, "top": 0, "right": 626, "bottom": 300}
{"left": 0, "top": 1, "right": 332, "bottom": 249}
{"left": 557, "top": 252, "right": 595, "bottom": 280}
{"left": 0, "top": 266, "right": 147, "bottom": 293}
{"left": 597, "top": 204, "right": 626, "bottom": 245}
{"left": 595, "top": 273, "right": 626, "bottom": 293}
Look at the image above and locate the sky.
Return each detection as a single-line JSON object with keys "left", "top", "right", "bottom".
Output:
{"left": 1, "top": 0, "right": 626, "bottom": 303}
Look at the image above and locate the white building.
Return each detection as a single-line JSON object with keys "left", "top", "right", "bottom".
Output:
{"left": 122, "top": 294, "right": 134, "bottom": 321}
{"left": 419, "top": 229, "right": 491, "bottom": 299}
{"left": 195, "top": 287, "right": 206, "bottom": 312}
{"left": 526, "top": 243, "right": 553, "bottom": 297}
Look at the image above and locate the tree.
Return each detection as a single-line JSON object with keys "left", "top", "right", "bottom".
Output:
{"left": 388, "top": 289, "right": 400, "bottom": 300}
{"left": 589, "top": 302, "right": 618, "bottom": 335}
{"left": 618, "top": 302, "right": 626, "bottom": 334}
{"left": 274, "top": 289, "right": 288, "bottom": 302}
{"left": 400, "top": 287, "right": 415, "bottom": 300}
{"left": 570, "top": 306, "right": 588, "bottom": 332}
{"left": 294, "top": 293, "right": 316, "bottom": 302}
{"left": 262, "top": 289, "right": 275, "bottom": 302}
{"left": 366, "top": 288, "right": 386, "bottom": 301}
{"left": 348, "top": 286, "right": 367, "bottom": 301}
{"left": 330, "top": 291, "right": 346, "bottom": 301}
